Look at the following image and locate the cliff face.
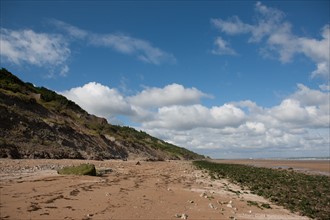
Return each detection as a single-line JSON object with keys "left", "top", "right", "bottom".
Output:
{"left": 0, "top": 68, "right": 204, "bottom": 160}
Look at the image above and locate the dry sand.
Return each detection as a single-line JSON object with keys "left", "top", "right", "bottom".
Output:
{"left": 0, "top": 159, "right": 310, "bottom": 220}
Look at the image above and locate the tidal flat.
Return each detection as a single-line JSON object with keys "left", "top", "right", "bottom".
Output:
{"left": 194, "top": 160, "right": 330, "bottom": 219}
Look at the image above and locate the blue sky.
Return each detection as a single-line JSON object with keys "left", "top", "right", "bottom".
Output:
{"left": 1, "top": 0, "right": 329, "bottom": 158}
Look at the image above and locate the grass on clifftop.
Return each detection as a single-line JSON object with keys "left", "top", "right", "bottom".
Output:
{"left": 193, "top": 160, "right": 330, "bottom": 220}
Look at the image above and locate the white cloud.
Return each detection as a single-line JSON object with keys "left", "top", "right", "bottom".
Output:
{"left": 51, "top": 20, "right": 176, "bottom": 65}
{"left": 212, "top": 37, "right": 237, "bottom": 55}
{"left": 211, "top": 2, "right": 330, "bottom": 79}
{"left": 299, "top": 25, "right": 330, "bottom": 78}
{"left": 0, "top": 28, "right": 70, "bottom": 76}
{"left": 141, "top": 104, "right": 245, "bottom": 130}
{"left": 290, "top": 84, "right": 329, "bottom": 106}
{"left": 49, "top": 19, "right": 88, "bottom": 39}
{"left": 211, "top": 16, "right": 251, "bottom": 35}
{"left": 91, "top": 33, "right": 176, "bottom": 65}
{"left": 319, "top": 84, "right": 330, "bottom": 91}
{"left": 61, "top": 82, "right": 135, "bottom": 118}
{"left": 128, "top": 83, "right": 211, "bottom": 108}
{"left": 140, "top": 84, "right": 329, "bottom": 158}
{"left": 270, "top": 99, "right": 310, "bottom": 123}
{"left": 1, "top": 20, "right": 176, "bottom": 76}
{"left": 61, "top": 80, "right": 329, "bottom": 158}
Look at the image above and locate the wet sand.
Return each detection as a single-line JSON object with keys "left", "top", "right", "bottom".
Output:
{"left": 212, "top": 159, "right": 330, "bottom": 176}
{"left": 0, "top": 159, "right": 309, "bottom": 219}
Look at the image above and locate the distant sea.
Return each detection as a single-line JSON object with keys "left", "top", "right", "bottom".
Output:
{"left": 260, "top": 157, "right": 330, "bottom": 161}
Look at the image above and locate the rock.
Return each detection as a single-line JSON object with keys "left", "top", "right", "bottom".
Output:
{"left": 175, "top": 213, "right": 188, "bottom": 219}
{"left": 181, "top": 213, "right": 188, "bottom": 219}
{"left": 57, "top": 164, "right": 96, "bottom": 176}
{"left": 200, "top": 192, "right": 207, "bottom": 198}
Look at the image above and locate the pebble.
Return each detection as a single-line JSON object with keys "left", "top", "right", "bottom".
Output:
{"left": 175, "top": 213, "right": 188, "bottom": 219}
{"left": 0, "top": 164, "right": 64, "bottom": 174}
{"left": 200, "top": 192, "right": 208, "bottom": 198}
{"left": 175, "top": 214, "right": 181, "bottom": 218}
{"left": 181, "top": 213, "right": 188, "bottom": 219}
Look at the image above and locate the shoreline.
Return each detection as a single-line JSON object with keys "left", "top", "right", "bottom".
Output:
{"left": 211, "top": 159, "right": 330, "bottom": 176}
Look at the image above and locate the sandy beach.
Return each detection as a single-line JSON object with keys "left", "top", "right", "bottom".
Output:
{"left": 0, "top": 159, "right": 310, "bottom": 220}
{"left": 212, "top": 159, "right": 330, "bottom": 176}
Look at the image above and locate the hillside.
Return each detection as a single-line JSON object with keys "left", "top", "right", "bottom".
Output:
{"left": 0, "top": 68, "right": 204, "bottom": 160}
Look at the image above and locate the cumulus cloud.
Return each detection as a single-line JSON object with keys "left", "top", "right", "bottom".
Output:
{"left": 61, "top": 81, "right": 329, "bottom": 158}
{"left": 290, "top": 84, "right": 329, "bottom": 106}
{"left": 140, "top": 84, "right": 329, "bottom": 158}
{"left": 60, "top": 82, "right": 135, "bottom": 118}
{"left": 0, "top": 28, "right": 70, "bottom": 76}
{"left": 128, "top": 83, "right": 211, "bottom": 108}
{"left": 211, "top": 2, "right": 330, "bottom": 79}
{"left": 141, "top": 104, "right": 245, "bottom": 130}
{"left": 51, "top": 20, "right": 176, "bottom": 65}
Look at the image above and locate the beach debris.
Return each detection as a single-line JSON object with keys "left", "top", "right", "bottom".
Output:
{"left": 226, "top": 203, "right": 233, "bottom": 208}
{"left": 187, "top": 200, "right": 194, "bottom": 204}
{"left": 208, "top": 203, "right": 215, "bottom": 209}
{"left": 249, "top": 210, "right": 252, "bottom": 214}
{"left": 181, "top": 213, "right": 188, "bottom": 219}
{"left": 175, "top": 213, "right": 188, "bottom": 219}
{"left": 200, "top": 192, "right": 208, "bottom": 198}
{"left": 136, "top": 161, "right": 141, "bottom": 165}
